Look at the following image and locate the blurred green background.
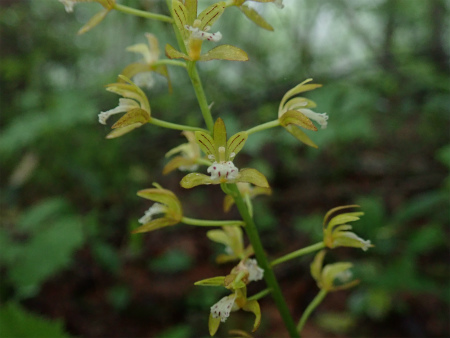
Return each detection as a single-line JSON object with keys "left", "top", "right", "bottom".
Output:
{"left": 1, "top": 0, "right": 449, "bottom": 337}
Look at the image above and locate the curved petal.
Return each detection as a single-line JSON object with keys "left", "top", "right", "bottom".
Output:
{"left": 195, "top": 130, "right": 216, "bottom": 158}
{"left": 227, "top": 131, "right": 248, "bottom": 159}
{"left": 120, "top": 62, "right": 152, "bottom": 83}
{"left": 323, "top": 205, "right": 360, "bottom": 226}
{"left": 242, "top": 300, "right": 261, "bottom": 332}
{"left": 199, "top": 45, "right": 249, "bottom": 62}
{"left": 137, "top": 188, "right": 182, "bottom": 216}
{"left": 180, "top": 173, "right": 214, "bottom": 189}
{"left": 279, "top": 110, "right": 317, "bottom": 131}
{"left": 111, "top": 108, "right": 150, "bottom": 129}
{"left": 223, "top": 194, "right": 235, "bottom": 212}
{"left": 213, "top": 118, "right": 227, "bottom": 153}
{"left": 197, "top": 2, "right": 225, "bottom": 30}
{"left": 237, "top": 168, "right": 269, "bottom": 188}
{"left": 172, "top": 0, "right": 189, "bottom": 40}
{"left": 279, "top": 79, "right": 322, "bottom": 111}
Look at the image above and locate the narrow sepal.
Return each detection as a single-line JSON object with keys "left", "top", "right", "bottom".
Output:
{"left": 213, "top": 118, "right": 227, "bottom": 152}
{"left": 239, "top": 5, "right": 274, "bottom": 31}
{"left": 162, "top": 156, "right": 196, "bottom": 175}
{"left": 78, "top": 9, "right": 109, "bottom": 35}
{"left": 194, "top": 276, "right": 226, "bottom": 286}
{"left": 284, "top": 124, "right": 318, "bottom": 148}
{"left": 279, "top": 79, "right": 322, "bottom": 110}
{"left": 132, "top": 217, "right": 178, "bottom": 233}
{"left": 106, "top": 123, "right": 142, "bottom": 139}
{"left": 199, "top": 45, "right": 249, "bottom": 61}
{"left": 180, "top": 173, "right": 213, "bottom": 189}
{"left": 238, "top": 168, "right": 269, "bottom": 188}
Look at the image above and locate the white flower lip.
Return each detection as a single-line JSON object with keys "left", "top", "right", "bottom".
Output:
{"left": 185, "top": 25, "right": 222, "bottom": 42}
{"left": 207, "top": 161, "right": 239, "bottom": 181}
{"left": 138, "top": 203, "right": 167, "bottom": 224}
{"left": 210, "top": 293, "right": 237, "bottom": 323}
{"left": 244, "top": 259, "right": 264, "bottom": 282}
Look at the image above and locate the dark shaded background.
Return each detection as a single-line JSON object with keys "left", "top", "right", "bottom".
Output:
{"left": 1, "top": 0, "right": 449, "bottom": 337}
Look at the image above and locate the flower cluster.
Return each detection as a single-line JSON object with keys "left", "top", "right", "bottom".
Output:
{"left": 180, "top": 118, "right": 269, "bottom": 189}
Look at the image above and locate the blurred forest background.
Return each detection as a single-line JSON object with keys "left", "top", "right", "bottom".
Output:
{"left": 1, "top": 0, "right": 449, "bottom": 337}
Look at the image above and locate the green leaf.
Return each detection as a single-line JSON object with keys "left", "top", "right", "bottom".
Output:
{"left": 0, "top": 302, "right": 70, "bottom": 338}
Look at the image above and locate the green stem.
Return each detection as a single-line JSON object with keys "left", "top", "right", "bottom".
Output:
{"left": 248, "top": 288, "right": 271, "bottom": 301}
{"left": 149, "top": 117, "right": 208, "bottom": 132}
{"left": 297, "top": 289, "right": 328, "bottom": 333}
{"left": 271, "top": 242, "right": 325, "bottom": 267}
{"left": 114, "top": 3, "right": 173, "bottom": 22}
{"left": 152, "top": 60, "right": 187, "bottom": 68}
{"left": 187, "top": 62, "right": 214, "bottom": 133}
{"left": 246, "top": 119, "right": 281, "bottom": 135}
{"left": 227, "top": 183, "right": 299, "bottom": 337}
{"left": 181, "top": 217, "right": 245, "bottom": 227}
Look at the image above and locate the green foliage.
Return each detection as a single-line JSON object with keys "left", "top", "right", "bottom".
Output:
{"left": 0, "top": 302, "right": 70, "bottom": 338}
{"left": 149, "top": 249, "right": 194, "bottom": 273}
{"left": 0, "top": 199, "right": 84, "bottom": 299}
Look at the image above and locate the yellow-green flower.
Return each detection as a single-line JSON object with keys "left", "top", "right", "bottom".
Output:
{"left": 278, "top": 78, "right": 328, "bottom": 148}
{"left": 120, "top": 33, "right": 171, "bottom": 90}
{"left": 228, "top": 0, "right": 284, "bottom": 31}
{"left": 180, "top": 118, "right": 269, "bottom": 189}
{"left": 323, "top": 205, "right": 373, "bottom": 251}
{"left": 310, "top": 250, "right": 360, "bottom": 292}
{"left": 133, "top": 183, "right": 183, "bottom": 233}
{"left": 223, "top": 182, "right": 271, "bottom": 216}
{"left": 195, "top": 258, "right": 264, "bottom": 336}
{"left": 98, "top": 75, "right": 151, "bottom": 139}
{"left": 207, "top": 226, "right": 254, "bottom": 263}
{"left": 165, "top": 0, "right": 248, "bottom": 62}
{"left": 58, "top": 0, "right": 115, "bottom": 35}
{"left": 163, "top": 131, "right": 203, "bottom": 175}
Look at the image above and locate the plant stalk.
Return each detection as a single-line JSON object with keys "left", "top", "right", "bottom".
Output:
{"left": 114, "top": 3, "right": 173, "bottom": 22}
{"left": 228, "top": 183, "right": 300, "bottom": 337}
{"left": 297, "top": 289, "right": 328, "bottom": 332}
{"left": 271, "top": 242, "right": 325, "bottom": 267}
